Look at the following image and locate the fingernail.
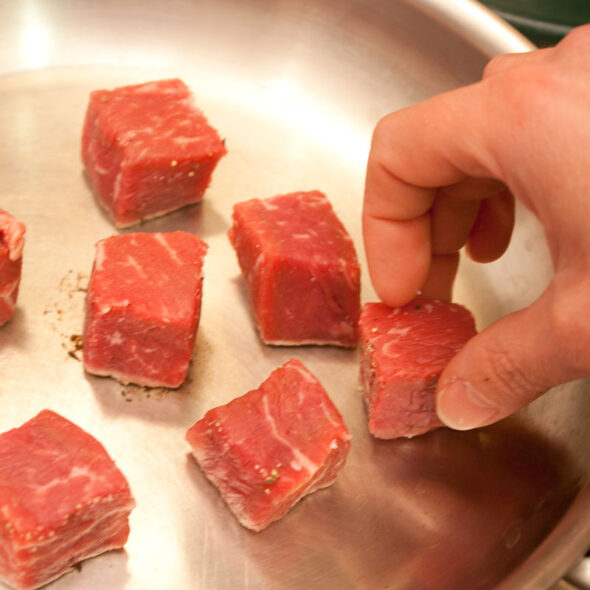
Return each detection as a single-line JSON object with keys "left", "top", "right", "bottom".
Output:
{"left": 437, "top": 379, "right": 500, "bottom": 430}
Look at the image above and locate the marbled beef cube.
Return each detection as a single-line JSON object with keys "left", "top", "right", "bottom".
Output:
{"left": 0, "top": 211, "right": 25, "bottom": 326}
{"left": 81, "top": 78, "right": 226, "bottom": 228}
{"left": 83, "top": 231, "right": 207, "bottom": 388}
{"left": 186, "top": 359, "right": 351, "bottom": 531}
{"left": 228, "top": 190, "right": 360, "bottom": 347}
{"left": 359, "top": 300, "right": 477, "bottom": 439}
{"left": 0, "top": 410, "right": 135, "bottom": 590}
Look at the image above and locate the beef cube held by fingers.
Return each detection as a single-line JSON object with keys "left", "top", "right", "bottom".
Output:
{"left": 359, "top": 300, "right": 477, "bottom": 439}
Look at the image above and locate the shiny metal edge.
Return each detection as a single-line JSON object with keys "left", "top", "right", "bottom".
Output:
{"left": 496, "top": 460, "right": 590, "bottom": 590}
{"left": 565, "top": 553, "right": 590, "bottom": 590}
{"left": 417, "top": 0, "right": 537, "bottom": 53}
{"left": 494, "top": 483, "right": 590, "bottom": 589}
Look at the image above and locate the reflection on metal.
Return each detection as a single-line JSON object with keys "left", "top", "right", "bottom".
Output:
{"left": 18, "top": 0, "right": 53, "bottom": 69}
{"left": 566, "top": 556, "right": 590, "bottom": 589}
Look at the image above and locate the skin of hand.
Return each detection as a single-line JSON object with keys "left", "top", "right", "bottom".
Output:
{"left": 362, "top": 24, "right": 590, "bottom": 430}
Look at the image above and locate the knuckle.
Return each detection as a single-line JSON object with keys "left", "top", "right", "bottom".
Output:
{"left": 483, "top": 63, "right": 562, "bottom": 134}
{"left": 558, "top": 23, "right": 590, "bottom": 52}
{"left": 482, "top": 53, "right": 513, "bottom": 79}
{"left": 371, "top": 112, "right": 397, "bottom": 150}
{"left": 502, "top": 65, "right": 553, "bottom": 100}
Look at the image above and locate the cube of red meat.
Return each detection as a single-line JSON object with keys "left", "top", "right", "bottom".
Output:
{"left": 186, "top": 359, "right": 351, "bottom": 531}
{"left": 359, "top": 300, "right": 477, "bottom": 439}
{"left": 0, "top": 211, "right": 25, "bottom": 327}
{"left": 83, "top": 231, "right": 207, "bottom": 388}
{"left": 81, "top": 78, "right": 226, "bottom": 228}
{"left": 0, "top": 410, "right": 135, "bottom": 590}
{"left": 228, "top": 190, "right": 360, "bottom": 347}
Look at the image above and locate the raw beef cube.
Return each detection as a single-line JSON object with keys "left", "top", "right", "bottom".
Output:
{"left": 0, "top": 211, "right": 25, "bottom": 326}
{"left": 186, "top": 358, "right": 351, "bottom": 531}
{"left": 359, "top": 300, "right": 477, "bottom": 439}
{"left": 0, "top": 410, "right": 135, "bottom": 590}
{"left": 81, "top": 78, "right": 226, "bottom": 228}
{"left": 228, "top": 190, "right": 360, "bottom": 347}
{"left": 83, "top": 231, "right": 207, "bottom": 388}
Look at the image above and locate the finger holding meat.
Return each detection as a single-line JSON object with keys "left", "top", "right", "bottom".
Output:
{"left": 362, "top": 24, "right": 590, "bottom": 430}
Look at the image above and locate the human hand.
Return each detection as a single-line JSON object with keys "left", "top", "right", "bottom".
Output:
{"left": 362, "top": 25, "right": 590, "bottom": 431}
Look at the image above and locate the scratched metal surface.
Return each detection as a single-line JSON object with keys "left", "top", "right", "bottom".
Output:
{"left": 0, "top": 1, "right": 588, "bottom": 589}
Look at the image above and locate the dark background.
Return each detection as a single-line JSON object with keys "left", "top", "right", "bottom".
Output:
{"left": 483, "top": 0, "right": 590, "bottom": 46}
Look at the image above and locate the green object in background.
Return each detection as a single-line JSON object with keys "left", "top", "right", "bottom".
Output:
{"left": 482, "top": 0, "right": 590, "bottom": 46}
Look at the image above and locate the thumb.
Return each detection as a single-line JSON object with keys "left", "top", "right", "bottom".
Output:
{"left": 436, "top": 287, "right": 583, "bottom": 430}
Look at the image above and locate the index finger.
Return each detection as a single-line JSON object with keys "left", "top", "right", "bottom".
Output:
{"left": 362, "top": 82, "right": 501, "bottom": 306}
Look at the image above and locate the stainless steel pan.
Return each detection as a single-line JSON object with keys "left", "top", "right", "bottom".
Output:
{"left": 0, "top": 1, "right": 587, "bottom": 589}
